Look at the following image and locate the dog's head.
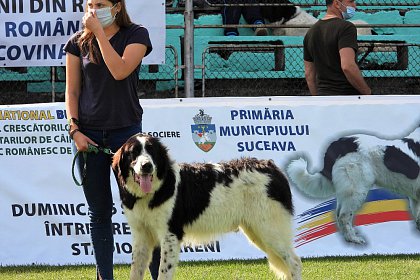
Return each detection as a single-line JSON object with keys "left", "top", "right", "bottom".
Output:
{"left": 112, "top": 134, "right": 171, "bottom": 198}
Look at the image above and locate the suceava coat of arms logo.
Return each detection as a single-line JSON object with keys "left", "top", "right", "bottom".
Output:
{"left": 191, "top": 109, "right": 217, "bottom": 152}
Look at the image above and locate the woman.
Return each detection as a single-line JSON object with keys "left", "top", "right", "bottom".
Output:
{"left": 64, "top": 1, "right": 160, "bottom": 279}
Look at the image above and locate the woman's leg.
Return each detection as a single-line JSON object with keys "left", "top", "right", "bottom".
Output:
{"left": 77, "top": 129, "right": 114, "bottom": 280}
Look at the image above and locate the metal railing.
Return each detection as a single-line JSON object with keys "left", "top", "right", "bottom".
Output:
{"left": 201, "top": 42, "right": 420, "bottom": 96}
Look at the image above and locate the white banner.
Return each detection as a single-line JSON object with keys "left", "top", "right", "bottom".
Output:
{"left": 0, "top": 0, "right": 165, "bottom": 67}
{"left": 0, "top": 95, "right": 419, "bottom": 266}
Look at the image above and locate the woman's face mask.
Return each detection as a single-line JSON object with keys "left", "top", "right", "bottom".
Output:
{"left": 338, "top": 1, "right": 356, "bottom": 20}
{"left": 91, "top": 3, "right": 117, "bottom": 27}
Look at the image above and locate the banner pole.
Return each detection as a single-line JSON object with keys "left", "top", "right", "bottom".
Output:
{"left": 184, "top": 0, "right": 194, "bottom": 98}
{"left": 51, "top": 66, "right": 56, "bottom": 103}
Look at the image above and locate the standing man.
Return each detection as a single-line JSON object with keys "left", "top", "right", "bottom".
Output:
{"left": 303, "top": 0, "right": 371, "bottom": 95}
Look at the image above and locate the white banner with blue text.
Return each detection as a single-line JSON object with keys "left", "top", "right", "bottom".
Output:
{"left": 0, "top": 0, "right": 165, "bottom": 66}
{"left": 0, "top": 95, "right": 419, "bottom": 266}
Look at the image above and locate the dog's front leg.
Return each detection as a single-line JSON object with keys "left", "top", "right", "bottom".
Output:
{"left": 158, "top": 232, "right": 181, "bottom": 280}
{"left": 130, "top": 229, "right": 155, "bottom": 280}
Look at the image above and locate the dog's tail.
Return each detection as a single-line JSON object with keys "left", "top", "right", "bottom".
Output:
{"left": 286, "top": 158, "right": 334, "bottom": 198}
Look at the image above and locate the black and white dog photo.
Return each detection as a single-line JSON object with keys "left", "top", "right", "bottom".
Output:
{"left": 261, "top": 1, "right": 372, "bottom": 36}
{"left": 287, "top": 125, "right": 420, "bottom": 245}
{"left": 112, "top": 134, "right": 302, "bottom": 280}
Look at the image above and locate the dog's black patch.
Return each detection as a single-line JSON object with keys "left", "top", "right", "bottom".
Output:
{"left": 116, "top": 184, "right": 138, "bottom": 210}
{"left": 167, "top": 164, "right": 217, "bottom": 239}
{"left": 403, "top": 138, "right": 420, "bottom": 157}
{"left": 320, "top": 137, "right": 359, "bottom": 180}
{"left": 251, "top": 159, "right": 294, "bottom": 215}
{"left": 384, "top": 145, "right": 419, "bottom": 179}
{"left": 168, "top": 162, "right": 235, "bottom": 239}
{"left": 149, "top": 168, "right": 177, "bottom": 209}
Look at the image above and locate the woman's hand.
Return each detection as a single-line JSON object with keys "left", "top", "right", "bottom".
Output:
{"left": 73, "top": 131, "right": 97, "bottom": 152}
{"left": 83, "top": 10, "right": 103, "bottom": 35}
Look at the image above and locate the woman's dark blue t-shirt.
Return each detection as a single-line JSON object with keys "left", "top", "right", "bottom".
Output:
{"left": 64, "top": 24, "right": 152, "bottom": 130}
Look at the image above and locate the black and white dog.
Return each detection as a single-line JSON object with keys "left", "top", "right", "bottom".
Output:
{"left": 112, "top": 134, "right": 301, "bottom": 280}
{"left": 287, "top": 126, "right": 420, "bottom": 245}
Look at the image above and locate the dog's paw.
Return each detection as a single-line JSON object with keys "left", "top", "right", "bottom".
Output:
{"left": 345, "top": 235, "right": 367, "bottom": 245}
{"left": 342, "top": 229, "right": 367, "bottom": 245}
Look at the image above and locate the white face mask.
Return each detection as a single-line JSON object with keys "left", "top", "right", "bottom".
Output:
{"left": 338, "top": 1, "right": 356, "bottom": 20}
{"left": 91, "top": 4, "right": 117, "bottom": 27}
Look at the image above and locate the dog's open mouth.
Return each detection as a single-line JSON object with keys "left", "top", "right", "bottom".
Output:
{"left": 132, "top": 171, "right": 153, "bottom": 193}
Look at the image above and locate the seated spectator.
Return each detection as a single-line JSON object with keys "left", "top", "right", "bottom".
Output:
{"left": 222, "top": 0, "right": 268, "bottom": 36}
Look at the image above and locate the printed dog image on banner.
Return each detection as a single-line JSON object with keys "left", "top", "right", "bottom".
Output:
{"left": 112, "top": 134, "right": 302, "bottom": 280}
{"left": 287, "top": 124, "right": 420, "bottom": 245}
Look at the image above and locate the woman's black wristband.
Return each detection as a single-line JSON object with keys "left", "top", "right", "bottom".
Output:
{"left": 68, "top": 118, "right": 80, "bottom": 136}
{"left": 69, "top": 128, "right": 80, "bottom": 140}
{"left": 68, "top": 117, "right": 79, "bottom": 126}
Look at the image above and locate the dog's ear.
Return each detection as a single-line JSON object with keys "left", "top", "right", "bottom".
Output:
{"left": 150, "top": 136, "right": 172, "bottom": 179}
{"left": 112, "top": 146, "right": 126, "bottom": 186}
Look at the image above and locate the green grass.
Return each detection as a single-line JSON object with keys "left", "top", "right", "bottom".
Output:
{"left": 1, "top": 255, "right": 419, "bottom": 279}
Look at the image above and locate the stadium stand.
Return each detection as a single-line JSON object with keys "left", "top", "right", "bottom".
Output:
{"left": 191, "top": 0, "right": 420, "bottom": 96}
{"left": 0, "top": 0, "right": 419, "bottom": 103}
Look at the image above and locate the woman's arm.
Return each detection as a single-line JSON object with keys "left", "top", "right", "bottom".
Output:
{"left": 96, "top": 34, "right": 148, "bottom": 80}
{"left": 65, "top": 53, "right": 97, "bottom": 151}
{"left": 65, "top": 53, "right": 81, "bottom": 123}
{"left": 83, "top": 11, "right": 148, "bottom": 80}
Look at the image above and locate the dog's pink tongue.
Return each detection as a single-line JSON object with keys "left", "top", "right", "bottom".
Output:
{"left": 139, "top": 175, "right": 152, "bottom": 193}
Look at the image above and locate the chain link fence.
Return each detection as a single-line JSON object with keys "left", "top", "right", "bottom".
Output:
{"left": 200, "top": 42, "right": 420, "bottom": 96}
